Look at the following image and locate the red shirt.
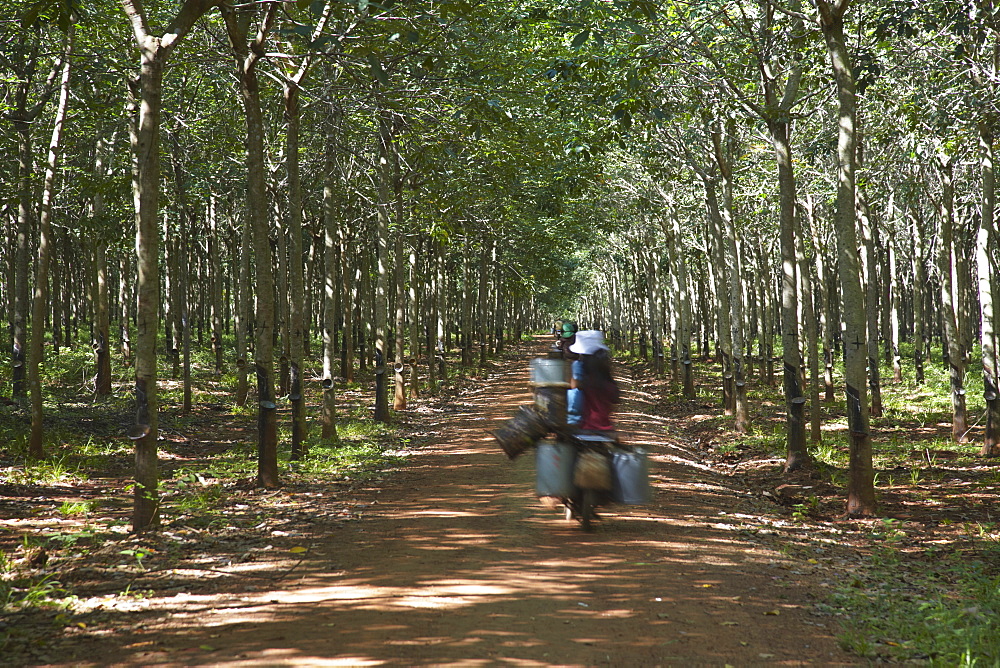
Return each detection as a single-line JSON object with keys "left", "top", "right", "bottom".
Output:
{"left": 580, "top": 381, "right": 619, "bottom": 431}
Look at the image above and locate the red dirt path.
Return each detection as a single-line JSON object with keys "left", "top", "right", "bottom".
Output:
{"left": 57, "top": 340, "right": 858, "bottom": 667}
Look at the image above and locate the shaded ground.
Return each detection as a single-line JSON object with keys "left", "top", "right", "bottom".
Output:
{"left": 4, "top": 339, "right": 866, "bottom": 667}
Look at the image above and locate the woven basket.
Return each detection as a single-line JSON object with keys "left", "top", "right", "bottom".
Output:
{"left": 494, "top": 405, "right": 549, "bottom": 460}
{"left": 574, "top": 451, "right": 613, "bottom": 490}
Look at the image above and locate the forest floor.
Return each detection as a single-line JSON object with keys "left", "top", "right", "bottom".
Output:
{"left": 2, "top": 337, "right": 999, "bottom": 665}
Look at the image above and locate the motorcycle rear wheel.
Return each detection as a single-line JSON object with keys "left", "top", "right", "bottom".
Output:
{"left": 580, "top": 489, "right": 597, "bottom": 532}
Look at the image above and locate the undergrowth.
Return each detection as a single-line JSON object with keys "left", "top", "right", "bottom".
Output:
{"left": 0, "top": 334, "right": 415, "bottom": 621}
{"left": 651, "top": 339, "right": 1000, "bottom": 665}
{"left": 832, "top": 542, "right": 1000, "bottom": 664}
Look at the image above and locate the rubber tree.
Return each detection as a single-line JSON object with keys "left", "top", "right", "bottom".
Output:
{"left": 856, "top": 136, "right": 884, "bottom": 418}
{"left": 681, "top": 121, "right": 735, "bottom": 416}
{"left": 763, "top": 13, "right": 809, "bottom": 473}
{"left": 969, "top": 15, "right": 1000, "bottom": 455}
{"left": 710, "top": 113, "right": 749, "bottom": 432}
{"left": 9, "top": 19, "right": 63, "bottom": 401}
{"left": 657, "top": 189, "right": 695, "bottom": 399}
{"left": 28, "top": 24, "right": 74, "bottom": 459}
{"left": 120, "top": 0, "right": 220, "bottom": 531}
{"left": 908, "top": 199, "right": 927, "bottom": 385}
{"left": 374, "top": 110, "right": 393, "bottom": 422}
{"left": 167, "top": 133, "right": 192, "bottom": 413}
{"left": 978, "top": 120, "right": 999, "bottom": 456}
{"left": 690, "top": 0, "right": 810, "bottom": 463}
{"left": 814, "top": 0, "right": 876, "bottom": 516}
{"left": 92, "top": 132, "right": 114, "bottom": 397}
{"left": 221, "top": 1, "right": 280, "bottom": 487}
{"left": 321, "top": 103, "right": 342, "bottom": 441}
{"left": 935, "top": 151, "right": 970, "bottom": 443}
{"left": 276, "top": 2, "right": 333, "bottom": 459}
{"left": 795, "top": 211, "right": 821, "bottom": 443}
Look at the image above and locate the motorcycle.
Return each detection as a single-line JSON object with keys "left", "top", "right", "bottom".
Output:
{"left": 559, "top": 431, "right": 619, "bottom": 531}
{"left": 536, "top": 429, "right": 648, "bottom": 532}
{"left": 495, "top": 357, "right": 649, "bottom": 532}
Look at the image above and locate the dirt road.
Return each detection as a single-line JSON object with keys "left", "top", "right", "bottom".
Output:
{"left": 83, "top": 342, "right": 857, "bottom": 667}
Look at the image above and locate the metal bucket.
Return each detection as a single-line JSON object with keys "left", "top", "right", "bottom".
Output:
{"left": 530, "top": 358, "right": 569, "bottom": 387}
{"left": 493, "top": 405, "right": 549, "bottom": 460}
{"left": 611, "top": 448, "right": 650, "bottom": 504}
{"left": 535, "top": 438, "right": 577, "bottom": 497}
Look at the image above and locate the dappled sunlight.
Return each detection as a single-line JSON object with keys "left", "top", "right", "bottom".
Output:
{"left": 229, "top": 652, "right": 387, "bottom": 667}
{"left": 59, "top": 342, "right": 854, "bottom": 666}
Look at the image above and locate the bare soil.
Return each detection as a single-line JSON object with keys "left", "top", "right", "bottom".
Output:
{"left": 6, "top": 340, "right": 866, "bottom": 667}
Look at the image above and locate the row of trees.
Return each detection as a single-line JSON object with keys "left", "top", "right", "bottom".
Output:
{"left": 2, "top": 1, "right": 997, "bottom": 527}
{"left": 3, "top": 0, "right": 584, "bottom": 530}
{"left": 565, "top": 0, "right": 999, "bottom": 517}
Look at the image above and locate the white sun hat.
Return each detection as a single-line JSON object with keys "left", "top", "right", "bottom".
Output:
{"left": 569, "top": 329, "right": 608, "bottom": 355}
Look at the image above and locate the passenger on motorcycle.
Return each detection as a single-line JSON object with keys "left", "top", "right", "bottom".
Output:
{"left": 569, "top": 330, "right": 619, "bottom": 435}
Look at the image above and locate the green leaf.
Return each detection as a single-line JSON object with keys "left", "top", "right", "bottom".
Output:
{"left": 21, "top": 0, "right": 55, "bottom": 29}
{"left": 367, "top": 54, "right": 388, "bottom": 85}
{"left": 571, "top": 29, "right": 590, "bottom": 49}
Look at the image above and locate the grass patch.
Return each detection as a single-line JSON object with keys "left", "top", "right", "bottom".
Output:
{"left": 832, "top": 542, "right": 1000, "bottom": 664}
{"left": 296, "top": 438, "right": 407, "bottom": 481}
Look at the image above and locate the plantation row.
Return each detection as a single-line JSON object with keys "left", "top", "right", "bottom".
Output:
{"left": 2, "top": 2, "right": 999, "bottom": 531}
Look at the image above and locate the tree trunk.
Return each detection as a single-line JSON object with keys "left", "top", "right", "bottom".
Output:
{"left": 817, "top": 0, "right": 877, "bottom": 516}
{"left": 713, "top": 119, "right": 748, "bottom": 432}
{"left": 979, "top": 123, "right": 1000, "bottom": 456}
{"left": 408, "top": 243, "right": 420, "bottom": 399}
{"left": 12, "top": 112, "right": 33, "bottom": 401}
{"left": 93, "top": 133, "right": 113, "bottom": 397}
{"left": 168, "top": 137, "right": 192, "bottom": 414}
{"left": 180, "top": 224, "right": 192, "bottom": 414}
{"left": 662, "top": 207, "right": 695, "bottom": 399}
{"left": 9, "top": 27, "right": 60, "bottom": 402}
{"left": 233, "top": 221, "right": 251, "bottom": 406}
{"left": 275, "top": 197, "right": 290, "bottom": 398}
{"left": 284, "top": 82, "right": 307, "bottom": 459}
{"left": 341, "top": 225, "right": 355, "bottom": 383}
{"left": 222, "top": 3, "right": 280, "bottom": 486}
{"left": 888, "top": 231, "right": 903, "bottom": 383}
{"left": 430, "top": 239, "right": 444, "bottom": 391}
{"left": 393, "top": 220, "right": 407, "bottom": 410}
{"left": 702, "top": 174, "right": 734, "bottom": 416}
{"left": 910, "top": 207, "right": 926, "bottom": 385}
{"left": 857, "top": 194, "right": 883, "bottom": 417}
{"left": 769, "top": 117, "right": 809, "bottom": 472}
{"left": 119, "top": 253, "right": 132, "bottom": 362}
{"left": 321, "top": 111, "right": 340, "bottom": 440}
{"left": 796, "top": 213, "right": 821, "bottom": 444}
{"left": 373, "top": 114, "right": 392, "bottom": 422}
{"left": 478, "top": 238, "right": 491, "bottom": 368}
{"left": 462, "top": 249, "right": 474, "bottom": 367}
{"left": 122, "top": 10, "right": 167, "bottom": 532}
{"left": 208, "top": 197, "right": 224, "bottom": 373}
{"left": 805, "top": 196, "right": 835, "bottom": 402}
{"left": 28, "top": 28, "right": 74, "bottom": 457}
{"left": 936, "top": 154, "right": 969, "bottom": 443}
